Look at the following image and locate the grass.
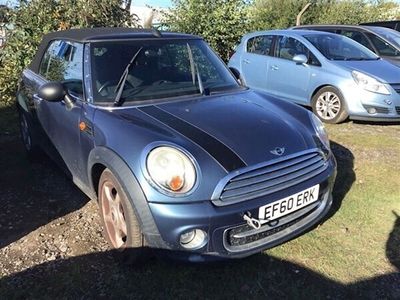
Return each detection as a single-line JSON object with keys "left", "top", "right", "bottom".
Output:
{"left": 0, "top": 106, "right": 399, "bottom": 299}
{"left": 266, "top": 123, "right": 400, "bottom": 282}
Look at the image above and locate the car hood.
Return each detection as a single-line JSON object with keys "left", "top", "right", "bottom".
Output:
{"left": 334, "top": 59, "right": 400, "bottom": 83}
{"left": 382, "top": 56, "right": 400, "bottom": 68}
{"left": 134, "top": 90, "right": 313, "bottom": 171}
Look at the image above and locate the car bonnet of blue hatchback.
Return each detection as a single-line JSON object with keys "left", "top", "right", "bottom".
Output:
{"left": 333, "top": 58, "right": 400, "bottom": 83}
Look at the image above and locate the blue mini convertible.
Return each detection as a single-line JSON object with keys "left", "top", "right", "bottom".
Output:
{"left": 17, "top": 28, "right": 336, "bottom": 262}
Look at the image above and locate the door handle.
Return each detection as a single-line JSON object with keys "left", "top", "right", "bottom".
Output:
{"left": 243, "top": 59, "right": 250, "bottom": 64}
{"left": 271, "top": 65, "right": 279, "bottom": 70}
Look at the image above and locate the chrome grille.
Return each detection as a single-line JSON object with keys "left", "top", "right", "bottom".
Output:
{"left": 214, "top": 149, "right": 328, "bottom": 204}
{"left": 226, "top": 202, "right": 319, "bottom": 248}
{"left": 396, "top": 106, "right": 400, "bottom": 115}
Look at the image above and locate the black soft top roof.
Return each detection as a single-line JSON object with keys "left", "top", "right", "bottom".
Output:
{"left": 29, "top": 27, "right": 200, "bottom": 72}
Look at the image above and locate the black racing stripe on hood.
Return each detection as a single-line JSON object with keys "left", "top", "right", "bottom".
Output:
{"left": 139, "top": 105, "right": 246, "bottom": 172}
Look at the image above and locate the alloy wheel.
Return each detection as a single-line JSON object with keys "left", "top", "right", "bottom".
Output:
{"left": 100, "top": 180, "right": 128, "bottom": 248}
{"left": 315, "top": 91, "right": 341, "bottom": 120}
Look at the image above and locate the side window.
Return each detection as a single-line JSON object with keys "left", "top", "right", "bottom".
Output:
{"left": 39, "top": 40, "right": 84, "bottom": 95}
{"left": 340, "top": 30, "right": 374, "bottom": 51}
{"left": 275, "top": 36, "right": 320, "bottom": 66}
{"left": 365, "top": 33, "right": 399, "bottom": 57}
{"left": 247, "top": 35, "right": 274, "bottom": 56}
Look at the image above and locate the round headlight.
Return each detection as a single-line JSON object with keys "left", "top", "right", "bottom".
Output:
{"left": 310, "top": 112, "right": 330, "bottom": 149}
{"left": 146, "top": 146, "right": 197, "bottom": 195}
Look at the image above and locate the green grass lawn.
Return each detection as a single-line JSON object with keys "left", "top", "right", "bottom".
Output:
{"left": 0, "top": 106, "right": 399, "bottom": 299}
{"left": 267, "top": 123, "right": 400, "bottom": 283}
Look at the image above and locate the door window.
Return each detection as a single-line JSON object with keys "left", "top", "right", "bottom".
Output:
{"left": 275, "top": 36, "right": 320, "bottom": 66}
{"left": 339, "top": 30, "right": 374, "bottom": 51}
{"left": 365, "top": 33, "right": 400, "bottom": 57}
{"left": 246, "top": 35, "right": 274, "bottom": 56}
{"left": 39, "top": 40, "right": 84, "bottom": 95}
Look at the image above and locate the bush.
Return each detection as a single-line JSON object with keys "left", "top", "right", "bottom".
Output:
{"left": 0, "top": 0, "right": 137, "bottom": 107}
{"left": 249, "top": 0, "right": 400, "bottom": 30}
{"left": 165, "top": 0, "right": 250, "bottom": 62}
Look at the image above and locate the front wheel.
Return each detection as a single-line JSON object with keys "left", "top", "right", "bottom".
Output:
{"left": 98, "top": 168, "right": 148, "bottom": 263}
{"left": 312, "top": 87, "right": 348, "bottom": 124}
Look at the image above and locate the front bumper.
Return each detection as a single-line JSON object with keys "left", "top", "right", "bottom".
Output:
{"left": 145, "top": 156, "right": 336, "bottom": 261}
{"left": 341, "top": 82, "right": 400, "bottom": 122}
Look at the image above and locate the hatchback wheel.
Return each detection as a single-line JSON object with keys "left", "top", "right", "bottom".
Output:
{"left": 98, "top": 168, "right": 148, "bottom": 263}
{"left": 312, "top": 87, "right": 348, "bottom": 124}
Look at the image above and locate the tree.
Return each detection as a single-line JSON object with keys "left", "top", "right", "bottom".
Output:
{"left": 0, "top": 5, "right": 11, "bottom": 25}
{"left": 249, "top": 0, "right": 400, "bottom": 30}
{"left": 0, "top": 0, "right": 138, "bottom": 106}
{"left": 165, "top": 0, "right": 250, "bottom": 61}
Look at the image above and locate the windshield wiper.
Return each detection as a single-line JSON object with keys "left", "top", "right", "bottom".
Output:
{"left": 186, "top": 43, "right": 209, "bottom": 95}
{"left": 344, "top": 57, "right": 375, "bottom": 61}
{"left": 113, "top": 47, "right": 143, "bottom": 107}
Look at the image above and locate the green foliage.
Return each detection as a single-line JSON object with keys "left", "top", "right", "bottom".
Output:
{"left": 250, "top": 0, "right": 400, "bottom": 30}
{"left": 0, "top": 0, "right": 137, "bottom": 107}
{"left": 0, "top": 4, "right": 11, "bottom": 24}
{"left": 165, "top": 0, "right": 250, "bottom": 62}
{"left": 314, "top": 0, "right": 398, "bottom": 25}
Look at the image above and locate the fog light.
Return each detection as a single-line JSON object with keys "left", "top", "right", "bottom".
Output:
{"left": 179, "top": 229, "right": 207, "bottom": 250}
{"left": 367, "top": 107, "right": 377, "bottom": 114}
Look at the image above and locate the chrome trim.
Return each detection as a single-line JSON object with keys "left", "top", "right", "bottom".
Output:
{"left": 211, "top": 148, "right": 328, "bottom": 204}
{"left": 84, "top": 43, "right": 94, "bottom": 103}
{"left": 223, "top": 190, "right": 331, "bottom": 253}
{"left": 140, "top": 141, "right": 202, "bottom": 198}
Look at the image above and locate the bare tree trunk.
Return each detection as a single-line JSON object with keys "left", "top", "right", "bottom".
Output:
{"left": 125, "top": 0, "right": 132, "bottom": 12}
{"left": 296, "top": 3, "right": 312, "bottom": 26}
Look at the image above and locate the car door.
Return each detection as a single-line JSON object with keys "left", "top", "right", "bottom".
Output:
{"left": 240, "top": 35, "right": 275, "bottom": 90}
{"left": 34, "top": 40, "right": 89, "bottom": 179}
{"left": 266, "top": 35, "right": 319, "bottom": 105}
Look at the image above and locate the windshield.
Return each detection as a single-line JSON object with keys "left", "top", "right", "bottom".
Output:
{"left": 90, "top": 39, "right": 240, "bottom": 104}
{"left": 304, "top": 33, "right": 379, "bottom": 61}
{"left": 367, "top": 26, "right": 400, "bottom": 49}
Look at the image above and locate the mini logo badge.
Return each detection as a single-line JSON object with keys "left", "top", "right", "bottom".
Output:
{"left": 270, "top": 147, "right": 285, "bottom": 156}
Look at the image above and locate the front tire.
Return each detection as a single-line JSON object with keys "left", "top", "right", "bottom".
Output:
{"left": 312, "top": 87, "right": 348, "bottom": 124}
{"left": 98, "top": 168, "right": 147, "bottom": 263}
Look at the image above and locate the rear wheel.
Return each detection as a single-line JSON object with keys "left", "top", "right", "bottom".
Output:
{"left": 98, "top": 168, "right": 148, "bottom": 263}
{"left": 312, "top": 87, "right": 348, "bottom": 124}
{"left": 18, "top": 109, "right": 41, "bottom": 160}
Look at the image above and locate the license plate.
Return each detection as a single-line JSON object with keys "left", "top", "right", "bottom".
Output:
{"left": 258, "top": 184, "right": 320, "bottom": 223}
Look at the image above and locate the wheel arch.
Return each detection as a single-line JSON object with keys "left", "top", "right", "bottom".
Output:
{"left": 311, "top": 84, "right": 348, "bottom": 109}
{"left": 87, "top": 146, "right": 168, "bottom": 248}
{"left": 310, "top": 84, "right": 334, "bottom": 102}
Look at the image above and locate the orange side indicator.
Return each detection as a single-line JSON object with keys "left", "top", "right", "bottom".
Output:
{"left": 169, "top": 175, "right": 184, "bottom": 191}
{"left": 79, "top": 121, "right": 86, "bottom": 131}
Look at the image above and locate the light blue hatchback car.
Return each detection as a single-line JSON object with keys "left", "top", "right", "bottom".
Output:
{"left": 229, "top": 30, "right": 400, "bottom": 123}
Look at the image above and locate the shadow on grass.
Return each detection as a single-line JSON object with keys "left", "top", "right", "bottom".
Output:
{"left": 328, "top": 141, "right": 355, "bottom": 219}
{"left": 0, "top": 239, "right": 399, "bottom": 299}
{"left": 387, "top": 211, "right": 400, "bottom": 271}
{"left": 0, "top": 105, "right": 89, "bottom": 249}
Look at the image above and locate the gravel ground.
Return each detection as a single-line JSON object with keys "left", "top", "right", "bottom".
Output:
{"left": 0, "top": 136, "right": 109, "bottom": 278}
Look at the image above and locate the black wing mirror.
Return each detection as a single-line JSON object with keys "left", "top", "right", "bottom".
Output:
{"left": 38, "top": 82, "right": 74, "bottom": 109}
{"left": 229, "top": 68, "right": 245, "bottom": 86}
{"left": 38, "top": 82, "right": 66, "bottom": 102}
